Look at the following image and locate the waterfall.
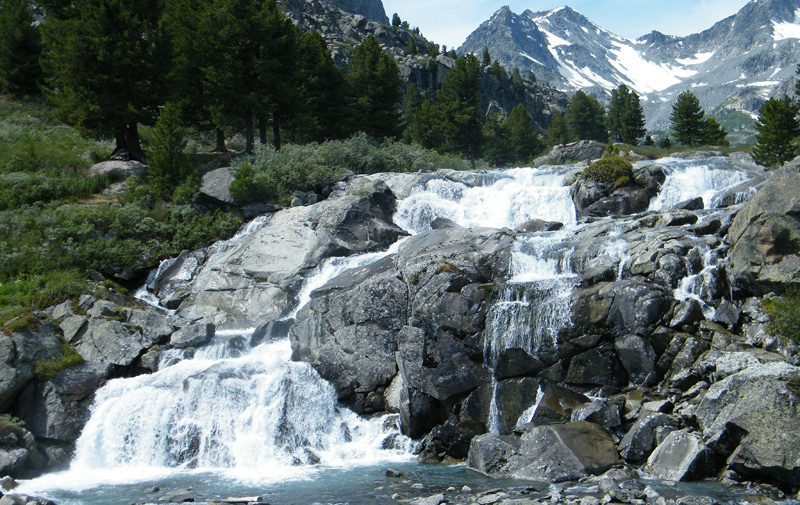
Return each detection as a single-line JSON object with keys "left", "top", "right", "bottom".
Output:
{"left": 484, "top": 232, "right": 580, "bottom": 366}
{"left": 395, "top": 167, "right": 576, "bottom": 233}
{"left": 649, "top": 159, "right": 752, "bottom": 211}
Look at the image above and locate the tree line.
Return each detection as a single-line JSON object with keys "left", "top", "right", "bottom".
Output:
{"left": 1, "top": 0, "right": 741, "bottom": 176}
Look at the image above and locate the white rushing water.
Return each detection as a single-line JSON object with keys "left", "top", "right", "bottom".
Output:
{"left": 649, "top": 159, "right": 752, "bottom": 211}
{"left": 395, "top": 167, "right": 576, "bottom": 233}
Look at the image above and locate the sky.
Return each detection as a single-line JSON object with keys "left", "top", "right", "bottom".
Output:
{"left": 381, "top": 0, "right": 753, "bottom": 50}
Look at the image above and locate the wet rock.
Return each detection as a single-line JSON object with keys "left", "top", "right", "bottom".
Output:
{"left": 673, "top": 197, "right": 704, "bottom": 211}
{"left": 492, "top": 377, "right": 540, "bottom": 435}
{"left": 170, "top": 323, "right": 215, "bottom": 349}
{"left": 619, "top": 411, "right": 677, "bottom": 462}
{"left": 430, "top": 217, "right": 461, "bottom": 229}
{"left": 493, "top": 348, "right": 544, "bottom": 380}
{"left": 523, "top": 384, "right": 589, "bottom": 427}
{"left": 508, "top": 421, "right": 621, "bottom": 482}
{"left": 566, "top": 347, "right": 627, "bottom": 387}
{"left": 411, "top": 493, "right": 445, "bottom": 505}
{"left": 645, "top": 430, "right": 718, "bottom": 481}
{"left": 514, "top": 219, "right": 563, "bottom": 233}
{"left": 250, "top": 318, "right": 293, "bottom": 347}
{"left": 467, "top": 433, "right": 521, "bottom": 476}
{"left": 670, "top": 301, "right": 703, "bottom": 329}
{"left": 385, "top": 468, "right": 406, "bottom": 477}
{"left": 571, "top": 399, "right": 623, "bottom": 430}
{"left": 614, "top": 334, "right": 657, "bottom": 386}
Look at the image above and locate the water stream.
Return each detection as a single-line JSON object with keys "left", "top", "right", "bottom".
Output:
{"left": 17, "top": 160, "right": 760, "bottom": 504}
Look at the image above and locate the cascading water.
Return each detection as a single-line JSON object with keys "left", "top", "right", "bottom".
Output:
{"left": 649, "top": 158, "right": 753, "bottom": 211}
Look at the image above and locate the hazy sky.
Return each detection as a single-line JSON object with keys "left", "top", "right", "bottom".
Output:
{"left": 381, "top": 0, "right": 752, "bottom": 50}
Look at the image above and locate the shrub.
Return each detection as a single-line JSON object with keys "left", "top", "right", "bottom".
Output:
{"left": 584, "top": 156, "right": 634, "bottom": 184}
{"left": 763, "top": 289, "right": 800, "bottom": 343}
{"left": 34, "top": 342, "right": 85, "bottom": 381}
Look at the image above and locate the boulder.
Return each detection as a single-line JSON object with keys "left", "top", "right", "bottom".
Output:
{"left": 87, "top": 160, "right": 148, "bottom": 178}
{"left": 571, "top": 399, "right": 623, "bottom": 430}
{"left": 726, "top": 166, "right": 800, "bottom": 295}
{"left": 696, "top": 362, "right": 800, "bottom": 490}
{"left": 0, "top": 322, "right": 64, "bottom": 411}
{"left": 566, "top": 347, "right": 627, "bottom": 387}
{"left": 619, "top": 411, "right": 677, "bottom": 462}
{"left": 198, "top": 166, "right": 235, "bottom": 205}
{"left": 73, "top": 319, "right": 146, "bottom": 369}
{"left": 645, "top": 430, "right": 718, "bottom": 481}
{"left": 673, "top": 197, "right": 704, "bottom": 211}
{"left": 614, "top": 334, "right": 657, "bottom": 386}
{"left": 170, "top": 323, "right": 215, "bottom": 349}
{"left": 514, "top": 219, "right": 563, "bottom": 233}
{"left": 430, "top": 217, "right": 461, "bottom": 230}
{"left": 493, "top": 348, "right": 544, "bottom": 380}
{"left": 470, "top": 421, "right": 621, "bottom": 482}
{"left": 534, "top": 140, "right": 605, "bottom": 165}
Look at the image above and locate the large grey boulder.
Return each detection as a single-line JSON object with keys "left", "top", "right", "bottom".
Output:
{"left": 645, "top": 430, "right": 718, "bottom": 481}
{"left": 198, "top": 166, "right": 235, "bottom": 205}
{"left": 619, "top": 411, "right": 677, "bottom": 462}
{"left": 468, "top": 421, "right": 621, "bottom": 482}
{"left": 174, "top": 182, "right": 407, "bottom": 327}
{"left": 696, "top": 362, "right": 800, "bottom": 489}
{"left": 726, "top": 166, "right": 800, "bottom": 295}
{"left": 534, "top": 140, "right": 605, "bottom": 165}
{"left": 0, "top": 322, "right": 63, "bottom": 411}
{"left": 87, "top": 160, "right": 148, "bottom": 178}
{"left": 169, "top": 324, "right": 215, "bottom": 349}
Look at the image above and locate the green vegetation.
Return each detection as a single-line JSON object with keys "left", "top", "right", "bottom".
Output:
{"left": 34, "top": 343, "right": 85, "bottom": 381}
{"left": 0, "top": 0, "right": 43, "bottom": 97}
{"left": 607, "top": 85, "right": 646, "bottom": 145}
{"left": 583, "top": 156, "right": 634, "bottom": 185}
{"left": 669, "top": 91, "right": 729, "bottom": 147}
{"left": 230, "top": 133, "right": 471, "bottom": 205}
{"left": 752, "top": 96, "right": 800, "bottom": 168}
{"left": 564, "top": 91, "right": 608, "bottom": 143}
{"left": 763, "top": 290, "right": 800, "bottom": 344}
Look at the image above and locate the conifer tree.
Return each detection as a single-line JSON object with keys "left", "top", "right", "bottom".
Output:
{"left": 407, "top": 37, "right": 418, "bottom": 55}
{"left": 482, "top": 47, "right": 491, "bottom": 67}
{"left": 410, "top": 99, "right": 444, "bottom": 149}
{"left": 437, "top": 54, "right": 482, "bottom": 167}
{"left": 40, "top": 0, "right": 167, "bottom": 161}
{"left": 670, "top": 91, "right": 706, "bottom": 146}
{"left": 0, "top": 0, "right": 43, "bottom": 96}
{"left": 392, "top": 13, "right": 401, "bottom": 27}
{"left": 148, "top": 102, "right": 196, "bottom": 201}
{"left": 565, "top": 91, "right": 608, "bottom": 142}
{"left": 402, "top": 84, "right": 424, "bottom": 143}
{"left": 348, "top": 36, "right": 402, "bottom": 140}
{"left": 607, "top": 84, "right": 646, "bottom": 144}
{"left": 702, "top": 117, "right": 728, "bottom": 147}
{"left": 545, "top": 112, "right": 570, "bottom": 147}
{"left": 482, "top": 112, "right": 512, "bottom": 167}
{"left": 752, "top": 96, "right": 800, "bottom": 168}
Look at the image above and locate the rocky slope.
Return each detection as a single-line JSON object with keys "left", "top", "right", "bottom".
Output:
{"left": 459, "top": 0, "right": 800, "bottom": 141}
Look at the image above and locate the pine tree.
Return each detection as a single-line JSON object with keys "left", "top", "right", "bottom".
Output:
{"left": 506, "top": 104, "right": 541, "bottom": 162}
{"left": 702, "top": 117, "right": 729, "bottom": 147}
{"left": 437, "top": 54, "right": 482, "bottom": 168}
{"left": 407, "top": 37, "right": 418, "bottom": 55}
{"left": 0, "top": 0, "right": 43, "bottom": 96}
{"left": 348, "top": 35, "right": 402, "bottom": 140}
{"left": 148, "top": 102, "right": 197, "bottom": 201}
{"left": 392, "top": 13, "right": 401, "bottom": 28}
{"left": 401, "top": 84, "right": 423, "bottom": 143}
{"left": 482, "top": 112, "right": 512, "bottom": 167}
{"left": 410, "top": 99, "right": 444, "bottom": 150}
{"left": 482, "top": 47, "right": 491, "bottom": 67}
{"left": 294, "top": 31, "right": 350, "bottom": 142}
{"left": 545, "top": 112, "right": 570, "bottom": 147}
{"left": 40, "top": 0, "right": 167, "bottom": 161}
{"left": 752, "top": 96, "right": 800, "bottom": 168}
{"left": 565, "top": 91, "right": 608, "bottom": 142}
{"left": 607, "top": 84, "right": 646, "bottom": 144}
{"left": 670, "top": 91, "right": 706, "bottom": 146}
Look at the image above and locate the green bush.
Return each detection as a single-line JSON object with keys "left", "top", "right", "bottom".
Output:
{"left": 763, "top": 290, "right": 800, "bottom": 343}
{"left": 584, "top": 156, "right": 634, "bottom": 184}
{"left": 231, "top": 133, "right": 471, "bottom": 205}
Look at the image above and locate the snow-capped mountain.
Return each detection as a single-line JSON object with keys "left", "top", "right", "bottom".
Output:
{"left": 459, "top": 0, "right": 800, "bottom": 139}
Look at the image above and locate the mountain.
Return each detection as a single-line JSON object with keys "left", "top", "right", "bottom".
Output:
{"left": 459, "top": 0, "right": 800, "bottom": 142}
{"left": 280, "top": 0, "right": 568, "bottom": 131}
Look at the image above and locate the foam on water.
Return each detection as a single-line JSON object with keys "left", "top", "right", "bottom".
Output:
{"left": 649, "top": 159, "right": 751, "bottom": 211}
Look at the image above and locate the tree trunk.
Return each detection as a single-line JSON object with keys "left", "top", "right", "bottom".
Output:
{"left": 213, "top": 128, "right": 227, "bottom": 153}
{"left": 469, "top": 143, "right": 476, "bottom": 170}
{"left": 111, "top": 123, "right": 146, "bottom": 162}
{"left": 259, "top": 115, "right": 268, "bottom": 146}
{"left": 126, "top": 123, "right": 146, "bottom": 163}
{"left": 245, "top": 109, "right": 255, "bottom": 154}
{"left": 272, "top": 110, "right": 282, "bottom": 152}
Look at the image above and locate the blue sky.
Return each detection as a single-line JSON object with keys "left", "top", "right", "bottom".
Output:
{"left": 381, "top": 0, "right": 752, "bottom": 50}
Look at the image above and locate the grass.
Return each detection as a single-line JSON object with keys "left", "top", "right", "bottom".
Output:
{"left": 763, "top": 289, "right": 800, "bottom": 344}
{"left": 34, "top": 342, "right": 85, "bottom": 381}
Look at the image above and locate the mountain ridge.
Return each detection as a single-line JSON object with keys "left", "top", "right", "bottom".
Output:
{"left": 458, "top": 0, "right": 800, "bottom": 142}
